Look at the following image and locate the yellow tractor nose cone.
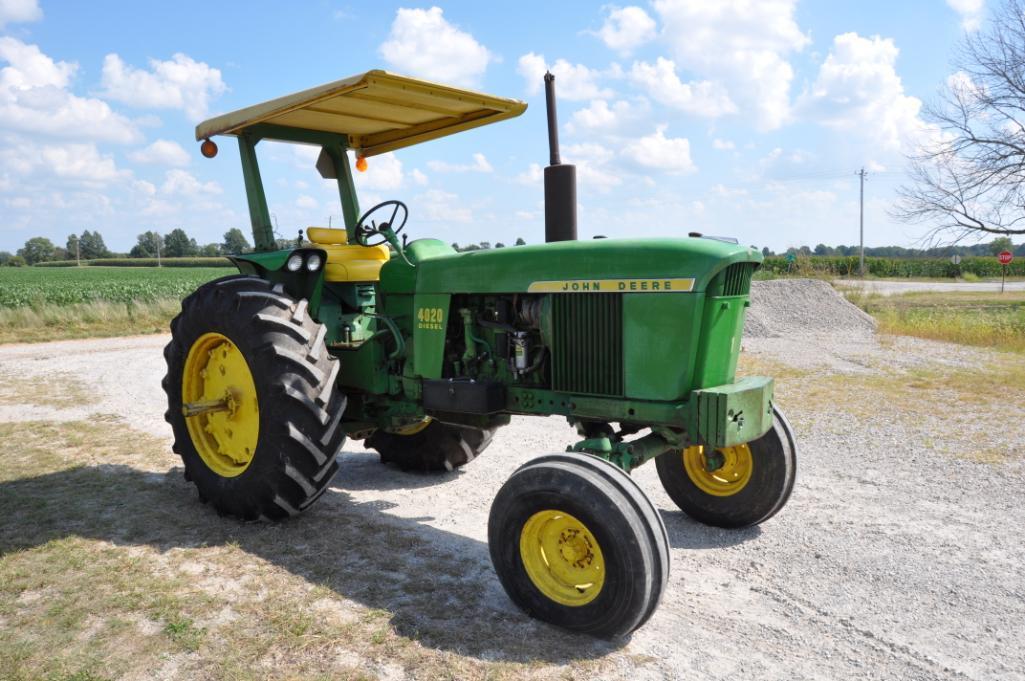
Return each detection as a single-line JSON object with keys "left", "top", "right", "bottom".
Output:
{"left": 182, "top": 332, "right": 260, "bottom": 477}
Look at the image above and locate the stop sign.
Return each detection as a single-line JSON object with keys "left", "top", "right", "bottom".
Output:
{"left": 998, "top": 250, "right": 1014, "bottom": 265}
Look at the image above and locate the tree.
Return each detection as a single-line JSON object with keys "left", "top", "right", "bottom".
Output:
{"left": 17, "top": 237, "right": 57, "bottom": 264}
{"left": 65, "top": 234, "right": 79, "bottom": 260}
{"left": 199, "top": 243, "right": 221, "bottom": 257}
{"left": 0, "top": 251, "right": 12, "bottom": 266}
{"left": 7, "top": 255, "right": 26, "bottom": 267}
{"left": 761, "top": 246, "right": 773, "bottom": 257}
{"left": 515, "top": 237, "right": 527, "bottom": 246}
{"left": 163, "top": 228, "right": 199, "bottom": 257}
{"left": 130, "top": 231, "right": 162, "bottom": 258}
{"left": 221, "top": 228, "right": 251, "bottom": 255}
{"left": 990, "top": 236, "right": 1014, "bottom": 254}
{"left": 78, "top": 230, "right": 110, "bottom": 259}
{"left": 495, "top": 242, "right": 506, "bottom": 248}
{"left": 895, "top": 0, "right": 1025, "bottom": 241}
{"left": 813, "top": 243, "right": 832, "bottom": 256}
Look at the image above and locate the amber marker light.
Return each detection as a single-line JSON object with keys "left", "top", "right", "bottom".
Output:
{"left": 200, "top": 139, "right": 218, "bottom": 158}
{"left": 355, "top": 155, "right": 368, "bottom": 172}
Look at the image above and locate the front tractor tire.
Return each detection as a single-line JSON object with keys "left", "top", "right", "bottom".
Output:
{"left": 488, "top": 453, "right": 670, "bottom": 639}
{"left": 367, "top": 419, "right": 498, "bottom": 472}
{"left": 655, "top": 406, "right": 797, "bottom": 529}
{"left": 162, "top": 276, "right": 347, "bottom": 521}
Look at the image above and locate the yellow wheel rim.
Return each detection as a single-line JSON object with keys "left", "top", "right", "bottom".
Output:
{"left": 182, "top": 332, "right": 260, "bottom": 478}
{"left": 519, "top": 510, "right": 605, "bottom": 607}
{"left": 682, "top": 444, "right": 753, "bottom": 497}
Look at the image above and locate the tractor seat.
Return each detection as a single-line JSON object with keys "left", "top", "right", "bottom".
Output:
{"left": 306, "top": 227, "right": 390, "bottom": 283}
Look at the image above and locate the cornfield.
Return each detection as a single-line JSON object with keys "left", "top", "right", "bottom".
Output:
{"left": 0, "top": 267, "right": 226, "bottom": 308}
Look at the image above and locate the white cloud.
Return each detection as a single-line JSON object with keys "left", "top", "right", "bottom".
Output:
{"left": 128, "top": 139, "right": 190, "bottom": 167}
{"left": 622, "top": 125, "right": 696, "bottom": 173}
{"left": 800, "top": 33, "right": 926, "bottom": 153}
{"left": 411, "top": 168, "right": 429, "bottom": 186}
{"left": 947, "top": 0, "right": 984, "bottom": 31}
{"left": 596, "top": 6, "right": 657, "bottom": 55}
{"left": 712, "top": 138, "right": 735, "bottom": 150}
{"left": 417, "top": 189, "right": 473, "bottom": 222}
{"left": 41, "top": 144, "right": 128, "bottom": 185}
{"left": 0, "top": 140, "right": 129, "bottom": 188}
{"left": 295, "top": 194, "right": 318, "bottom": 210}
{"left": 427, "top": 152, "right": 493, "bottom": 173}
{"left": 0, "top": 38, "right": 140, "bottom": 143}
{"left": 100, "top": 53, "right": 226, "bottom": 121}
{"left": 133, "top": 179, "right": 156, "bottom": 196}
{"left": 161, "top": 169, "right": 222, "bottom": 196}
{"left": 379, "top": 7, "right": 491, "bottom": 88}
{"left": 517, "top": 53, "right": 613, "bottom": 101}
{"left": 515, "top": 162, "right": 544, "bottom": 185}
{"left": 563, "top": 143, "right": 622, "bottom": 191}
{"left": 653, "top": 0, "right": 809, "bottom": 130}
{"left": 0, "top": 0, "right": 41, "bottom": 28}
{"left": 630, "top": 58, "right": 736, "bottom": 117}
{"left": 566, "top": 98, "right": 648, "bottom": 135}
{"left": 350, "top": 151, "right": 404, "bottom": 191}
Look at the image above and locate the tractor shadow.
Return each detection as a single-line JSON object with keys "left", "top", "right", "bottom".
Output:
{"left": 657, "top": 510, "right": 762, "bottom": 549}
{"left": 332, "top": 448, "right": 476, "bottom": 492}
{"left": 0, "top": 462, "right": 620, "bottom": 664}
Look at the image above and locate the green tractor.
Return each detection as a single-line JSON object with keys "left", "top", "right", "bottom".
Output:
{"left": 163, "top": 70, "right": 797, "bottom": 638}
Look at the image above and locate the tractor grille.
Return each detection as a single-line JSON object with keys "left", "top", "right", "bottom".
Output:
{"left": 551, "top": 294, "right": 624, "bottom": 397}
{"left": 721, "top": 263, "right": 754, "bottom": 296}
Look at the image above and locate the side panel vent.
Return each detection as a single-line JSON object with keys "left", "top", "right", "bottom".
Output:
{"left": 551, "top": 294, "right": 623, "bottom": 397}
{"left": 721, "top": 263, "right": 754, "bottom": 296}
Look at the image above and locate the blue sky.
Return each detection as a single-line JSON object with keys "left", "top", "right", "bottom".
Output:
{"left": 0, "top": 0, "right": 997, "bottom": 254}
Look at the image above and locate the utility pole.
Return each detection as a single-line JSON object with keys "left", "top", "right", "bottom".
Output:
{"left": 75, "top": 237, "right": 80, "bottom": 267}
{"left": 857, "top": 168, "right": 867, "bottom": 277}
{"left": 156, "top": 233, "right": 162, "bottom": 268}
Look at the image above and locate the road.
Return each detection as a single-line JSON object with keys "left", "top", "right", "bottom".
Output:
{"left": 835, "top": 278, "right": 1025, "bottom": 295}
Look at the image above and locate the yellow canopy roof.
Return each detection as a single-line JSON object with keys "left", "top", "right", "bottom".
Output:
{"left": 195, "top": 70, "right": 527, "bottom": 157}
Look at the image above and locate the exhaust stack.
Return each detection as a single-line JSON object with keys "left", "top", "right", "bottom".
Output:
{"left": 543, "top": 72, "right": 577, "bottom": 243}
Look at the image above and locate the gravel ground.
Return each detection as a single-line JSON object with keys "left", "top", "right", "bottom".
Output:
{"left": 835, "top": 279, "right": 1025, "bottom": 295}
{"left": 1, "top": 289, "right": 1023, "bottom": 679}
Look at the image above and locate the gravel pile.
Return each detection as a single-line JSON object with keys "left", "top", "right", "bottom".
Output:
{"left": 745, "top": 278, "right": 877, "bottom": 338}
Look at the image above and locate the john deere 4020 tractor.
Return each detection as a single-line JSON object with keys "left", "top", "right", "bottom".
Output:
{"left": 163, "top": 70, "right": 797, "bottom": 638}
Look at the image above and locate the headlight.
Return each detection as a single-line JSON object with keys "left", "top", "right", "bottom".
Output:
{"left": 306, "top": 253, "right": 322, "bottom": 272}
{"left": 286, "top": 253, "right": 303, "bottom": 272}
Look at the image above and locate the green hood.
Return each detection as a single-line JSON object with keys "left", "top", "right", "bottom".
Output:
{"left": 413, "top": 237, "right": 762, "bottom": 294}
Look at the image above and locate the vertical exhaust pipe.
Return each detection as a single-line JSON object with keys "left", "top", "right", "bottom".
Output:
{"left": 543, "top": 72, "right": 577, "bottom": 243}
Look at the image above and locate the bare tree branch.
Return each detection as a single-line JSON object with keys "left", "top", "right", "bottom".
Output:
{"left": 894, "top": 0, "right": 1025, "bottom": 238}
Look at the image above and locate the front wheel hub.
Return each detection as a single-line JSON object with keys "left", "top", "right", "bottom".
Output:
{"left": 182, "top": 332, "right": 260, "bottom": 477}
{"left": 682, "top": 444, "right": 753, "bottom": 497}
{"left": 519, "top": 510, "right": 605, "bottom": 606}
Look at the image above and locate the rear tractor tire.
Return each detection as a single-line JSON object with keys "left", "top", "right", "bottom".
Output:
{"left": 488, "top": 453, "right": 670, "bottom": 639}
{"left": 655, "top": 406, "right": 797, "bottom": 529}
{"left": 367, "top": 418, "right": 498, "bottom": 472}
{"left": 162, "top": 275, "right": 347, "bottom": 521}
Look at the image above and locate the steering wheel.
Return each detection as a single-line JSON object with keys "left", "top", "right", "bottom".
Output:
{"left": 354, "top": 200, "right": 408, "bottom": 246}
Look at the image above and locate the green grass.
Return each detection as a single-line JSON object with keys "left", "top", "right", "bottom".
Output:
{"left": 0, "top": 267, "right": 225, "bottom": 308}
{"left": 845, "top": 290, "right": 1025, "bottom": 353}
{"left": 0, "top": 267, "right": 227, "bottom": 343}
{"left": 0, "top": 299, "right": 183, "bottom": 344}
